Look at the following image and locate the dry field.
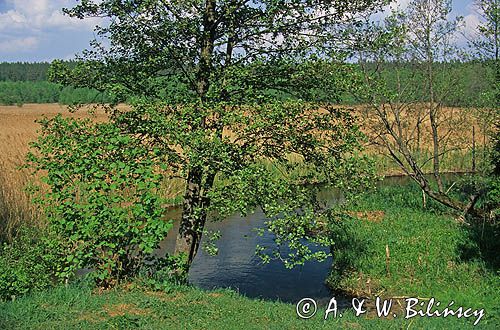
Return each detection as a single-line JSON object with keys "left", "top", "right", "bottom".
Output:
{"left": 357, "top": 103, "right": 491, "bottom": 175}
{"left": 0, "top": 103, "right": 490, "bottom": 240}
{"left": 0, "top": 104, "right": 112, "bottom": 239}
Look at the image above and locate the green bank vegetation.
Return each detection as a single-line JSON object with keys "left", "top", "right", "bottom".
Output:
{"left": 0, "top": 184, "right": 498, "bottom": 329}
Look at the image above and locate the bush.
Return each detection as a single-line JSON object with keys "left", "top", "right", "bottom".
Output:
{"left": 27, "top": 114, "right": 173, "bottom": 288}
{"left": 0, "top": 227, "right": 64, "bottom": 301}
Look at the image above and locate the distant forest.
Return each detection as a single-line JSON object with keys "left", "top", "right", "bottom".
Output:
{"left": 0, "top": 61, "right": 495, "bottom": 107}
{"left": 0, "top": 62, "right": 115, "bottom": 105}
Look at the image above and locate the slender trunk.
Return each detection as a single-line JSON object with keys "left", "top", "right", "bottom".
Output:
{"left": 472, "top": 126, "right": 476, "bottom": 172}
{"left": 495, "top": 0, "right": 499, "bottom": 108}
{"left": 425, "top": 25, "right": 444, "bottom": 192}
{"left": 416, "top": 109, "right": 421, "bottom": 155}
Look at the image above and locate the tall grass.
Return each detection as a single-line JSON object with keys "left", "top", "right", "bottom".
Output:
{"left": 0, "top": 162, "right": 41, "bottom": 242}
{"left": 0, "top": 104, "right": 492, "bottom": 239}
{"left": 326, "top": 184, "right": 499, "bottom": 314}
{"left": 371, "top": 148, "right": 490, "bottom": 175}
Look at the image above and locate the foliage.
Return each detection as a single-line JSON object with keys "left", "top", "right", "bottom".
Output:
{"left": 45, "top": 0, "right": 384, "bottom": 275}
{"left": 0, "top": 81, "right": 116, "bottom": 106}
{"left": 108, "top": 99, "right": 375, "bottom": 269}
{"left": 470, "top": 0, "right": 500, "bottom": 58}
{"left": 0, "top": 62, "right": 50, "bottom": 81}
{"left": 26, "top": 114, "right": 173, "bottom": 287}
{"left": 0, "top": 227, "right": 64, "bottom": 301}
{"left": 494, "top": 123, "right": 500, "bottom": 175}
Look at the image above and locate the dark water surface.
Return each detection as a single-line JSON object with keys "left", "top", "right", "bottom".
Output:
{"left": 157, "top": 173, "right": 467, "bottom": 305}
{"left": 158, "top": 207, "right": 336, "bottom": 305}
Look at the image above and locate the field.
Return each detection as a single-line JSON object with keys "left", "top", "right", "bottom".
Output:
{"left": 0, "top": 104, "right": 111, "bottom": 239}
{"left": 0, "top": 103, "right": 489, "bottom": 240}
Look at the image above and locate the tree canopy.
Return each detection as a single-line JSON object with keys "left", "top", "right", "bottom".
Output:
{"left": 37, "top": 0, "right": 385, "bottom": 282}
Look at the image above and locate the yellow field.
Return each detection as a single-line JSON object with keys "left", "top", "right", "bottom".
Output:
{"left": 0, "top": 103, "right": 490, "bottom": 240}
{"left": 0, "top": 104, "right": 111, "bottom": 239}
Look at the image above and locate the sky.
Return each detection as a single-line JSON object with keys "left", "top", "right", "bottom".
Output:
{"left": 0, "top": 0, "right": 484, "bottom": 63}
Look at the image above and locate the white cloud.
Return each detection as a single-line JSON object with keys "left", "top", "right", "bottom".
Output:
{"left": 373, "top": 0, "right": 411, "bottom": 20}
{"left": 0, "top": 0, "right": 103, "bottom": 58}
{"left": 1, "top": 0, "right": 102, "bottom": 33}
{"left": 0, "top": 36, "right": 38, "bottom": 53}
{"left": 464, "top": 13, "right": 481, "bottom": 35}
{"left": 0, "top": 9, "right": 28, "bottom": 31}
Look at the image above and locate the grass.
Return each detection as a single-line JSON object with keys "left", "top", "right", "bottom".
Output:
{"left": 0, "top": 279, "right": 497, "bottom": 329}
{"left": 0, "top": 104, "right": 106, "bottom": 241}
{"left": 371, "top": 148, "right": 488, "bottom": 176}
{"left": 0, "top": 162, "right": 40, "bottom": 242}
{"left": 0, "top": 184, "right": 498, "bottom": 329}
{"left": 326, "top": 184, "right": 499, "bottom": 327}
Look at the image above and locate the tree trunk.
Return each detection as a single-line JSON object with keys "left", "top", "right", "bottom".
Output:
{"left": 472, "top": 126, "right": 476, "bottom": 172}
{"left": 175, "top": 167, "right": 204, "bottom": 268}
{"left": 174, "top": 0, "right": 217, "bottom": 275}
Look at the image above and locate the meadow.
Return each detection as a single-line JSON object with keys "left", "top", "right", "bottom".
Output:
{"left": 0, "top": 103, "right": 489, "bottom": 240}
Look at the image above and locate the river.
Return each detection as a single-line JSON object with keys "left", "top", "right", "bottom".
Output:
{"left": 156, "top": 173, "right": 467, "bottom": 305}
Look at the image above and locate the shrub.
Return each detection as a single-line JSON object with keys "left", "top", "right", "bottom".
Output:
{"left": 27, "top": 114, "right": 172, "bottom": 287}
{"left": 0, "top": 227, "right": 64, "bottom": 301}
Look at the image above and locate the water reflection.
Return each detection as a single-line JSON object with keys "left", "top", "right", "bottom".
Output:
{"left": 158, "top": 207, "right": 335, "bottom": 304}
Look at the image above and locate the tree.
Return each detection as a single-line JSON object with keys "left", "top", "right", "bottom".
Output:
{"left": 340, "top": 0, "right": 492, "bottom": 219}
{"left": 44, "top": 0, "right": 384, "bottom": 278}
{"left": 470, "top": 0, "right": 499, "bottom": 74}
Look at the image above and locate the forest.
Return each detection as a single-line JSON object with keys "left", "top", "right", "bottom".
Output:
{"left": 0, "top": 60, "right": 496, "bottom": 107}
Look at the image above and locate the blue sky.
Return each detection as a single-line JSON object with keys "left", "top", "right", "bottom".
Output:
{"left": 0, "top": 0, "right": 482, "bottom": 63}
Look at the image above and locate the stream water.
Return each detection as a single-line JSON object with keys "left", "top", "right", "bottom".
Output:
{"left": 156, "top": 173, "right": 467, "bottom": 305}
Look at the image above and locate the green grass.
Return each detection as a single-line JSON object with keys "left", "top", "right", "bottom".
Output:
{"left": 0, "top": 184, "right": 498, "bottom": 329}
{"left": 0, "top": 281, "right": 497, "bottom": 329}
{"left": 327, "top": 184, "right": 499, "bottom": 327}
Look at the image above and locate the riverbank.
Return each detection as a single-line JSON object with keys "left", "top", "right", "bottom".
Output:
{"left": 0, "top": 279, "right": 497, "bottom": 329}
{"left": 326, "top": 184, "right": 499, "bottom": 326}
{"left": 1, "top": 184, "right": 498, "bottom": 329}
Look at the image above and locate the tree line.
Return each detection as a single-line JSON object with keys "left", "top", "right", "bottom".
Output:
{"left": 0, "top": 61, "right": 116, "bottom": 105}
{"left": 0, "top": 81, "right": 116, "bottom": 106}
{"left": 0, "top": 60, "right": 496, "bottom": 107}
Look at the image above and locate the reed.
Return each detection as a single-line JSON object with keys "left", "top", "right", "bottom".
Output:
{"left": 0, "top": 162, "right": 41, "bottom": 242}
{"left": 0, "top": 104, "right": 491, "bottom": 239}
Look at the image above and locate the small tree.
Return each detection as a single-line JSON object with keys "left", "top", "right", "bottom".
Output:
{"left": 468, "top": 0, "right": 500, "bottom": 143}
{"left": 341, "top": 0, "right": 493, "bottom": 219}
{"left": 470, "top": 0, "right": 499, "bottom": 78}
{"left": 43, "top": 0, "right": 383, "bottom": 278}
